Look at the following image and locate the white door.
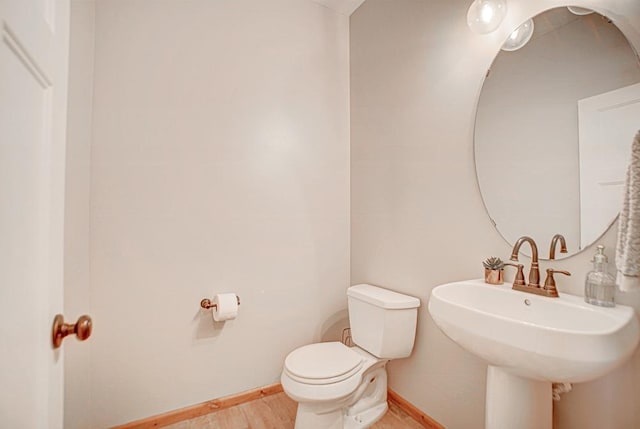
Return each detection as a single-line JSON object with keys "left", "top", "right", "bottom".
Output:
{"left": 0, "top": 0, "right": 70, "bottom": 427}
{"left": 578, "top": 82, "right": 640, "bottom": 248}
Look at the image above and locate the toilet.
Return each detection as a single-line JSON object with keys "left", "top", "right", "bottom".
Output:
{"left": 281, "top": 284, "right": 420, "bottom": 429}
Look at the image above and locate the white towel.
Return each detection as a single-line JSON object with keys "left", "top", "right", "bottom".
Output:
{"left": 616, "top": 130, "right": 640, "bottom": 291}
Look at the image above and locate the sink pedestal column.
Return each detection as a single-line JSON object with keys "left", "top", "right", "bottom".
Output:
{"left": 486, "top": 366, "right": 552, "bottom": 429}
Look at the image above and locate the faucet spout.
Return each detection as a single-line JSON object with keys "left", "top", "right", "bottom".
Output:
{"left": 549, "top": 234, "right": 568, "bottom": 260}
{"left": 510, "top": 236, "right": 540, "bottom": 287}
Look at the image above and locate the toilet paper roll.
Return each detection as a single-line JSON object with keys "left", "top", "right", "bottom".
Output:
{"left": 212, "top": 293, "right": 238, "bottom": 322}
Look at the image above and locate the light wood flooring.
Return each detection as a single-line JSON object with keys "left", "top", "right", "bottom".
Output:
{"left": 163, "top": 392, "right": 426, "bottom": 429}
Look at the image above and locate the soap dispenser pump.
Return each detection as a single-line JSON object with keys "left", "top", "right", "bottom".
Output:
{"left": 584, "top": 245, "right": 616, "bottom": 307}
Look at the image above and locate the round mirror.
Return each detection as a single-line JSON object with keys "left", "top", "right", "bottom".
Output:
{"left": 475, "top": 7, "right": 640, "bottom": 259}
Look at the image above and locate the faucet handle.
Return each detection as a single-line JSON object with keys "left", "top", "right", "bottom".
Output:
{"left": 543, "top": 269, "right": 571, "bottom": 297}
{"left": 504, "top": 263, "right": 526, "bottom": 287}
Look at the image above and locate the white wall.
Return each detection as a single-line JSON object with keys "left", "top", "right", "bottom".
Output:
{"left": 350, "top": 0, "right": 640, "bottom": 428}
{"left": 72, "top": 0, "right": 351, "bottom": 427}
{"left": 64, "top": 1, "right": 95, "bottom": 428}
{"left": 64, "top": 0, "right": 640, "bottom": 427}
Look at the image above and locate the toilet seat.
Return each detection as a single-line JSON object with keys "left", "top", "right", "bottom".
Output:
{"left": 281, "top": 342, "right": 382, "bottom": 403}
{"left": 284, "top": 342, "right": 363, "bottom": 385}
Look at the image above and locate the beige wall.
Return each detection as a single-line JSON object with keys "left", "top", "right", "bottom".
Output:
{"left": 66, "top": 0, "right": 350, "bottom": 427}
{"left": 350, "top": 0, "right": 640, "bottom": 428}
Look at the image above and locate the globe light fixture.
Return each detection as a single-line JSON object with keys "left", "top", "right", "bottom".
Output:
{"left": 567, "top": 6, "right": 594, "bottom": 16}
{"left": 501, "top": 19, "right": 535, "bottom": 51}
{"left": 467, "top": 0, "right": 508, "bottom": 34}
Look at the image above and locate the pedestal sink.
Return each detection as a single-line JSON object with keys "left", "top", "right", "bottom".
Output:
{"left": 428, "top": 279, "right": 639, "bottom": 429}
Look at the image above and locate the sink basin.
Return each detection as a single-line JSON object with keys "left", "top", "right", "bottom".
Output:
{"left": 428, "top": 279, "right": 639, "bottom": 429}
{"left": 428, "top": 279, "right": 639, "bottom": 382}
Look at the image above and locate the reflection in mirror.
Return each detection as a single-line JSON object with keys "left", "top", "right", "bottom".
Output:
{"left": 475, "top": 7, "right": 640, "bottom": 259}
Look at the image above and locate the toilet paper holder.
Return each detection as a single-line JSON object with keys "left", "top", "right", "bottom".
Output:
{"left": 200, "top": 295, "right": 241, "bottom": 310}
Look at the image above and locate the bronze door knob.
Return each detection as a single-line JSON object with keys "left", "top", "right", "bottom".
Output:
{"left": 52, "top": 314, "right": 93, "bottom": 349}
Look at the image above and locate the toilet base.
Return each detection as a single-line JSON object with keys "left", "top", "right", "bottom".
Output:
{"left": 344, "top": 402, "right": 388, "bottom": 429}
{"left": 292, "top": 366, "right": 388, "bottom": 429}
{"left": 294, "top": 406, "right": 343, "bottom": 429}
{"left": 294, "top": 401, "right": 388, "bottom": 429}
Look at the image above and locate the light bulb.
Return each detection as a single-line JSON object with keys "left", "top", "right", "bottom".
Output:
{"left": 501, "top": 19, "right": 534, "bottom": 51}
{"left": 467, "top": 0, "right": 508, "bottom": 34}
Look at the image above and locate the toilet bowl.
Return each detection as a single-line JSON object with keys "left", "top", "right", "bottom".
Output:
{"left": 282, "top": 342, "right": 388, "bottom": 429}
{"left": 281, "top": 284, "right": 420, "bottom": 429}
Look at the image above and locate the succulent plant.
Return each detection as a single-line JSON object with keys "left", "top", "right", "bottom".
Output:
{"left": 483, "top": 256, "right": 504, "bottom": 270}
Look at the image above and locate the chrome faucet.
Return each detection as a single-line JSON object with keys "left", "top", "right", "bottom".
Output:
{"left": 549, "top": 234, "right": 568, "bottom": 260}
{"left": 510, "top": 236, "right": 540, "bottom": 287}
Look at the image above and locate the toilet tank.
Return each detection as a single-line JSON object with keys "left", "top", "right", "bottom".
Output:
{"left": 347, "top": 284, "right": 421, "bottom": 359}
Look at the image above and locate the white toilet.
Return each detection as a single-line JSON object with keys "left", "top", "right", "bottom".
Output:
{"left": 281, "top": 284, "right": 420, "bottom": 429}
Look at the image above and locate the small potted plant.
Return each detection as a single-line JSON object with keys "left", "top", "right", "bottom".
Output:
{"left": 483, "top": 257, "right": 504, "bottom": 285}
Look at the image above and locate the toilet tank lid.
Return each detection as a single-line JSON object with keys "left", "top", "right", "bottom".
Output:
{"left": 347, "top": 284, "right": 420, "bottom": 309}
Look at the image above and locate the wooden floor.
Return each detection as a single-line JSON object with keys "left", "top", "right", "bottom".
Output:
{"left": 163, "top": 392, "right": 425, "bottom": 429}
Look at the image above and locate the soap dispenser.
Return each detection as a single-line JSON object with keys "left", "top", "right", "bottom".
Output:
{"left": 584, "top": 245, "right": 616, "bottom": 307}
